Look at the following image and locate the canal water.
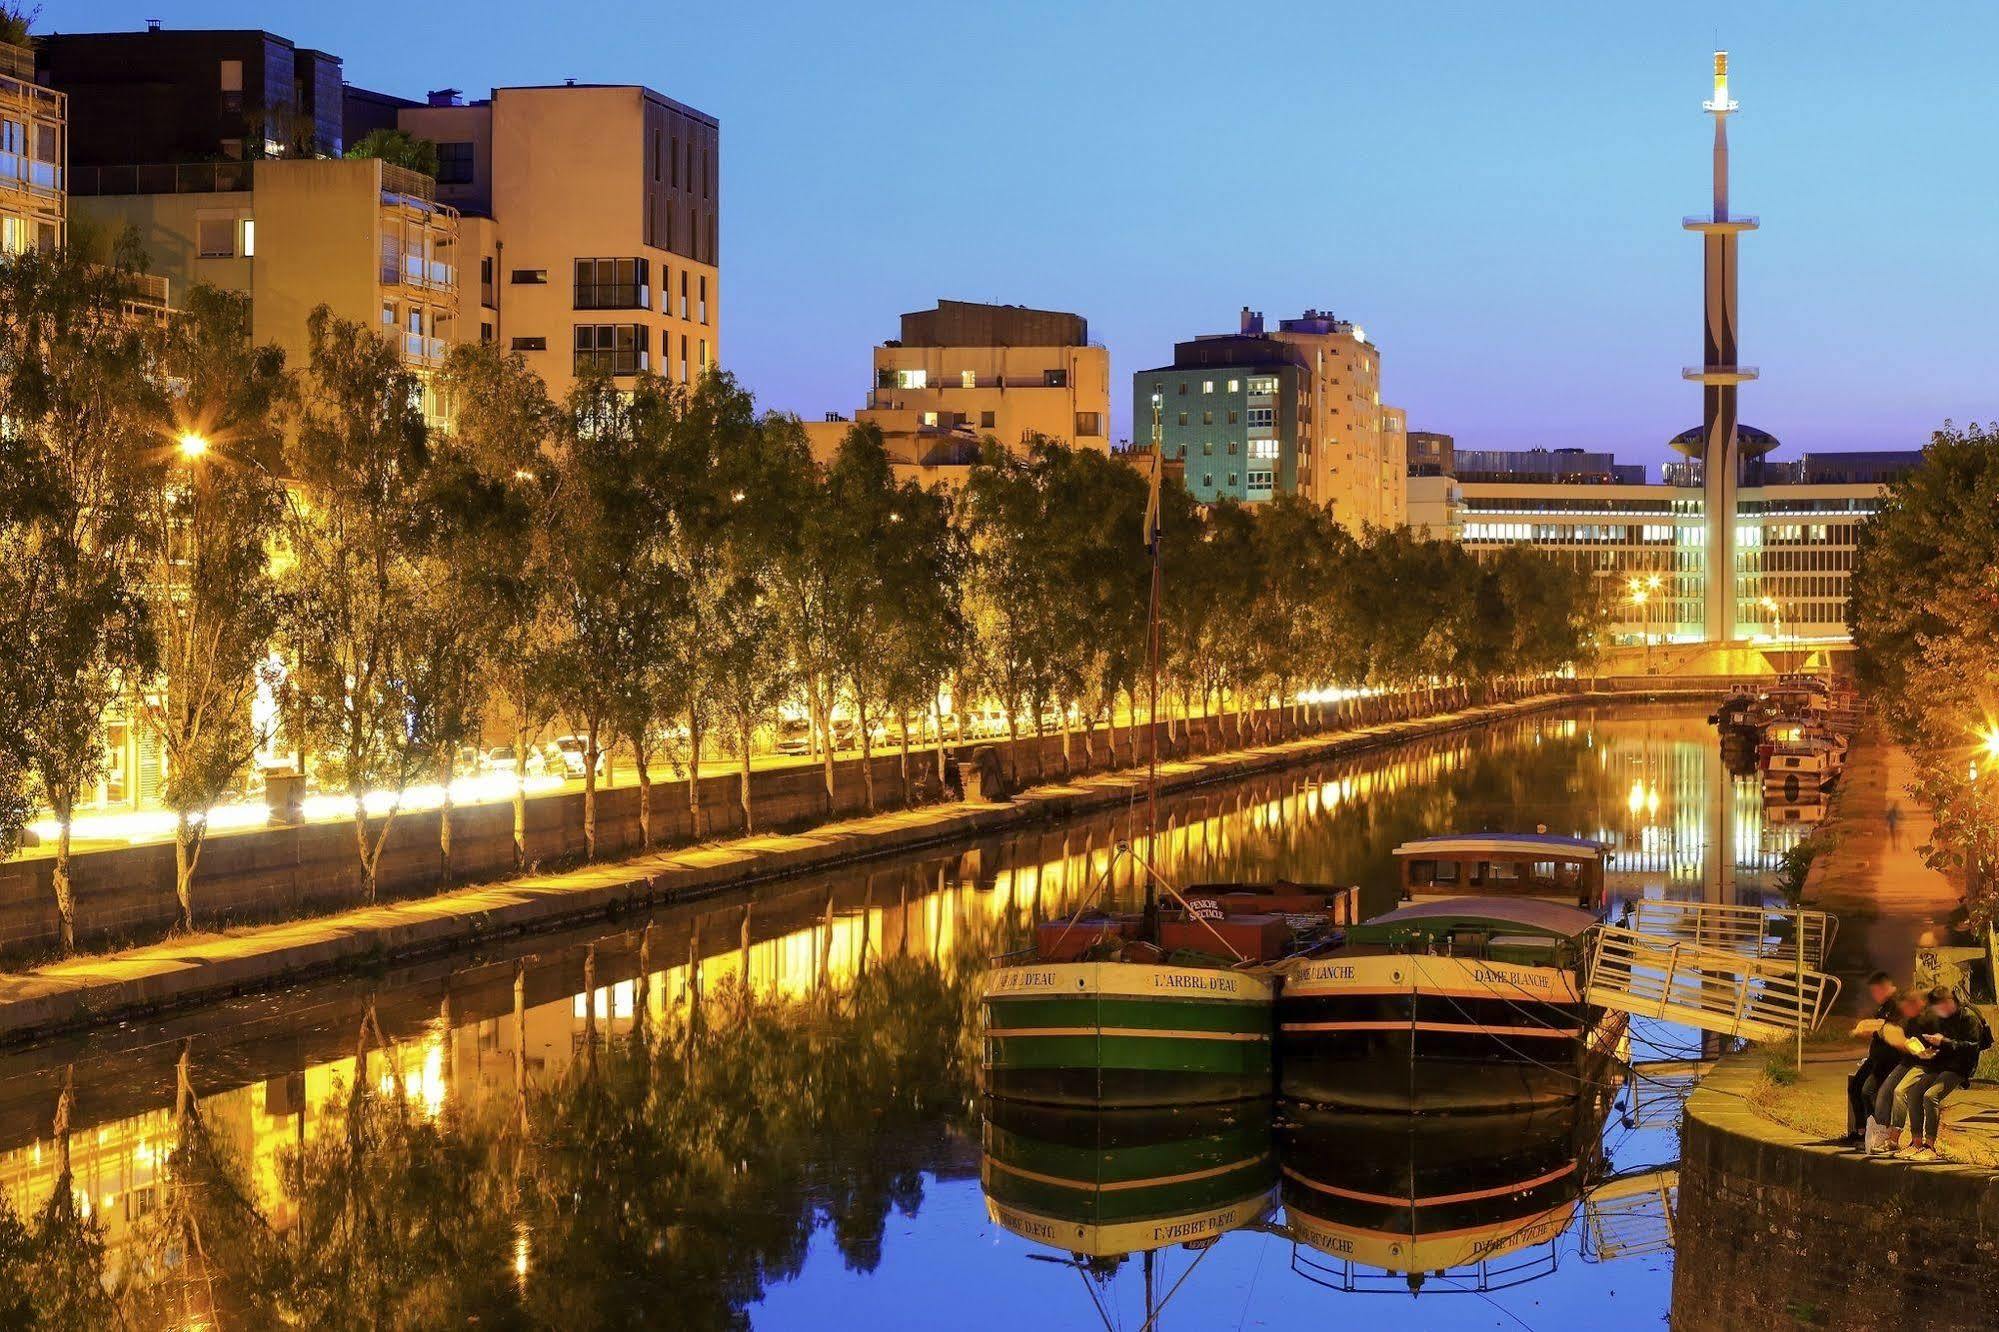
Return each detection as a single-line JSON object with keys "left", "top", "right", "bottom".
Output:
{"left": 0, "top": 703, "right": 1803, "bottom": 1329}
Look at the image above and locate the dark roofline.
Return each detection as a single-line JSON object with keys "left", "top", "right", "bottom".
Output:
{"left": 490, "top": 84, "right": 718, "bottom": 126}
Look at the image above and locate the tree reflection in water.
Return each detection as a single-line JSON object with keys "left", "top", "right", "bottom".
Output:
{"left": 0, "top": 930, "right": 993, "bottom": 1329}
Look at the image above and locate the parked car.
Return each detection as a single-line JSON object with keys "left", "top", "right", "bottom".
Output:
{"left": 482, "top": 745, "right": 547, "bottom": 778}
{"left": 547, "top": 735, "right": 605, "bottom": 779}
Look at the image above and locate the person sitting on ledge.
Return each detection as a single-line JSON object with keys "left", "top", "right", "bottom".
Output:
{"left": 1866, "top": 988, "right": 1931, "bottom": 1155}
{"left": 1888, "top": 987, "right": 1992, "bottom": 1161}
{"left": 1840, "top": 970, "right": 1901, "bottom": 1146}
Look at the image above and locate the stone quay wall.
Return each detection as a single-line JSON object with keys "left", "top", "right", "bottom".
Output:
{"left": 1674, "top": 1057, "right": 1999, "bottom": 1331}
{"left": 0, "top": 675, "right": 1695, "bottom": 961}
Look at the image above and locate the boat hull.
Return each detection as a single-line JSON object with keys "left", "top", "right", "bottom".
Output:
{"left": 1276, "top": 953, "right": 1626, "bottom": 1112}
{"left": 982, "top": 961, "right": 1276, "bottom": 1108}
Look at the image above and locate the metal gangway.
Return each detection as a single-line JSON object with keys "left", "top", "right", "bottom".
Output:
{"left": 1627, "top": 899, "right": 1836, "bottom": 970}
{"left": 1583, "top": 1168, "right": 1679, "bottom": 1262}
{"left": 1586, "top": 924, "right": 1842, "bottom": 1042}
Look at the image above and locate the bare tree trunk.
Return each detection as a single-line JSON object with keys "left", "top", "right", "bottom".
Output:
{"left": 817, "top": 676, "right": 836, "bottom": 814}
{"left": 897, "top": 708, "right": 911, "bottom": 805}
{"left": 1057, "top": 699, "right": 1072, "bottom": 776}
{"left": 583, "top": 720, "right": 601, "bottom": 861}
{"left": 52, "top": 786, "right": 76, "bottom": 955}
{"left": 635, "top": 742, "right": 653, "bottom": 849}
{"left": 933, "top": 693, "right": 949, "bottom": 784}
{"left": 857, "top": 701, "right": 876, "bottom": 812}
{"left": 173, "top": 815, "right": 204, "bottom": 934}
{"left": 511, "top": 724, "right": 531, "bottom": 869}
{"left": 738, "top": 722, "right": 755, "bottom": 833}
{"left": 352, "top": 799, "right": 377, "bottom": 903}
{"left": 437, "top": 753, "right": 455, "bottom": 884}
{"left": 687, "top": 704, "right": 705, "bottom": 839}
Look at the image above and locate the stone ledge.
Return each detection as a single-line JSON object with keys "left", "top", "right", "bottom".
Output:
{"left": 0, "top": 687, "right": 1714, "bottom": 1046}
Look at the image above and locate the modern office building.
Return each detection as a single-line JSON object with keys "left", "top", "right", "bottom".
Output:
{"left": 863, "top": 301, "right": 1109, "bottom": 454}
{"left": 1440, "top": 439, "right": 1920, "bottom": 646}
{"left": 0, "top": 39, "right": 63, "bottom": 255}
{"left": 39, "top": 24, "right": 346, "bottom": 165}
{"left": 1133, "top": 307, "right": 1404, "bottom": 528}
{"left": 369, "top": 82, "right": 720, "bottom": 401}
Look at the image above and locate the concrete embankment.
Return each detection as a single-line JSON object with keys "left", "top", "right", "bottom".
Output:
{"left": 0, "top": 683, "right": 1721, "bottom": 1045}
{"left": 1675, "top": 1053, "right": 1999, "bottom": 1331}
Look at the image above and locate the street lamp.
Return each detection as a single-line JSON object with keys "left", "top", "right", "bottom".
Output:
{"left": 176, "top": 431, "right": 210, "bottom": 461}
{"left": 1759, "top": 595, "right": 1784, "bottom": 661}
{"left": 1627, "top": 580, "right": 1652, "bottom": 675}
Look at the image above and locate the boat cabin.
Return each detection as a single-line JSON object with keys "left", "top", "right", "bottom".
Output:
{"left": 1392, "top": 833, "right": 1608, "bottom": 912}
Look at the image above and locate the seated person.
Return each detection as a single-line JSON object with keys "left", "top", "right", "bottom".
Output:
{"left": 1866, "top": 989, "right": 1932, "bottom": 1154}
{"left": 1889, "top": 987, "right": 1993, "bottom": 1160}
{"left": 1842, "top": 971, "right": 1900, "bottom": 1145}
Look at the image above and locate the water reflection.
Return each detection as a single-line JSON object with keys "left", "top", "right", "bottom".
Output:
{"left": 0, "top": 705, "right": 1737, "bottom": 1326}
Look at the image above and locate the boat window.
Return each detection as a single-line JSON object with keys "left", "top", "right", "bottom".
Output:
{"left": 1488, "top": 861, "right": 1522, "bottom": 883}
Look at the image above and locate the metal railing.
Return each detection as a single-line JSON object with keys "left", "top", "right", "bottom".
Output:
{"left": 1627, "top": 899, "right": 1836, "bottom": 969}
{"left": 377, "top": 162, "right": 438, "bottom": 203}
{"left": 401, "top": 332, "right": 447, "bottom": 365}
{"left": 72, "top": 161, "right": 253, "bottom": 197}
{"left": 1585, "top": 924, "right": 1841, "bottom": 1043}
{"left": 574, "top": 282, "right": 651, "bottom": 311}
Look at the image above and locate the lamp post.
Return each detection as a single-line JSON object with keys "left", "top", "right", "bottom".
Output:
{"left": 1760, "top": 595, "right": 1783, "bottom": 666}
{"left": 1627, "top": 579, "right": 1652, "bottom": 677}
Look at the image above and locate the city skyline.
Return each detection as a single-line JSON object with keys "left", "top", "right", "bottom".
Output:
{"left": 44, "top": 1, "right": 1999, "bottom": 466}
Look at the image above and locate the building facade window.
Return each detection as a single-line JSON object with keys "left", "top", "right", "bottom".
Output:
{"left": 511, "top": 268, "right": 548, "bottom": 285}
{"left": 574, "top": 257, "right": 651, "bottom": 310}
{"left": 196, "top": 214, "right": 236, "bottom": 258}
{"left": 1043, "top": 368, "right": 1068, "bottom": 388}
{"left": 1075, "top": 412, "right": 1102, "bottom": 437}
{"left": 511, "top": 335, "right": 546, "bottom": 351}
{"left": 574, "top": 324, "right": 650, "bottom": 374}
{"left": 436, "top": 142, "right": 475, "bottom": 185}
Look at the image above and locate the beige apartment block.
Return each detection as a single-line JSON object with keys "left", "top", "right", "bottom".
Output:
{"left": 396, "top": 84, "right": 719, "bottom": 403}
{"left": 867, "top": 301, "right": 1109, "bottom": 454}
{"left": 1267, "top": 310, "right": 1397, "bottom": 531}
{"left": 73, "top": 156, "right": 460, "bottom": 415}
{"left": 0, "top": 41, "right": 63, "bottom": 255}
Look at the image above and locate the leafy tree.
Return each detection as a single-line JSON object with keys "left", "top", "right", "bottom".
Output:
{"left": 1850, "top": 422, "right": 1999, "bottom": 921}
{"left": 278, "top": 307, "right": 441, "bottom": 903}
{"left": 135, "top": 285, "right": 292, "bottom": 931}
{"left": 345, "top": 128, "right": 441, "bottom": 178}
{"left": 551, "top": 374, "right": 681, "bottom": 859}
{"left": 0, "top": 246, "right": 158, "bottom": 952}
{"left": 435, "top": 343, "right": 563, "bottom": 867}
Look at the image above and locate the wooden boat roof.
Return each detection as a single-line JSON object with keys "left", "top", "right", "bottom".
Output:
{"left": 1359, "top": 897, "right": 1602, "bottom": 940}
{"left": 1393, "top": 833, "right": 1606, "bottom": 862}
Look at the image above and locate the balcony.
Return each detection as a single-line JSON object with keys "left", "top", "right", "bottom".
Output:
{"left": 573, "top": 281, "right": 651, "bottom": 311}
{"left": 378, "top": 162, "right": 438, "bottom": 205}
{"left": 574, "top": 349, "right": 650, "bottom": 376}
{"left": 401, "top": 332, "right": 447, "bottom": 365}
{"left": 381, "top": 251, "right": 455, "bottom": 291}
{"left": 1681, "top": 365, "right": 1760, "bottom": 385}
{"left": 73, "top": 161, "right": 256, "bottom": 197}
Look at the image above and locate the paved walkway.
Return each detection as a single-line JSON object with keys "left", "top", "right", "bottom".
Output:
{"left": 0, "top": 689, "right": 1659, "bottom": 1045}
{"left": 1727, "top": 1043, "right": 1999, "bottom": 1169}
{"left": 1805, "top": 721, "right": 1963, "bottom": 1004}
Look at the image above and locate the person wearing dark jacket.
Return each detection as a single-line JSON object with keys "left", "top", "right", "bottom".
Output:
{"left": 1890, "top": 987, "right": 1993, "bottom": 1159}
{"left": 1843, "top": 972, "right": 1901, "bottom": 1144}
{"left": 1866, "top": 989, "right": 1932, "bottom": 1153}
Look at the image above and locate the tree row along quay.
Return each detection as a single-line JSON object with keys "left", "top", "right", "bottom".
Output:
{"left": 0, "top": 688, "right": 1727, "bottom": 1040}
{"left": 0, "top": 253, "right": 1606, "bottom": 961}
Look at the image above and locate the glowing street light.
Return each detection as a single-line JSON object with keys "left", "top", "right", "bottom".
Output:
{"left": 176, "top": 431, "right": 210, "bottom": 461}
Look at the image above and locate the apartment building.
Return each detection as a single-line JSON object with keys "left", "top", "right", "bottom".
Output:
{"left": 0, "top": 40, "right": 62, "bottom": 254}
{"left": 1132, "top": 308, "right": 1405, "bottom": 528}
{"left": 361, "top": 82, "right": 720, "bottom": 401}
{"left": 38, "top": 25, "right": 346, "bottom": 163}
{"left": 865, "top": 301, "right": 1110, "bottom": 454}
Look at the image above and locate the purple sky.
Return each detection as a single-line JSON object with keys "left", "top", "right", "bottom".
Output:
{"left": 45, "top": 1, "right": 1999, "bottom": 468}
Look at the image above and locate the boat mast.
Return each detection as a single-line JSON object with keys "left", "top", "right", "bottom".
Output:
{"left": 1142, "top": 392, "right": 1164, "bottom": 938}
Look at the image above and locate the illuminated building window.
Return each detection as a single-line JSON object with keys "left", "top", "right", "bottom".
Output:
{"left": 895, "top": 368, "right": 927, "bottom": 389}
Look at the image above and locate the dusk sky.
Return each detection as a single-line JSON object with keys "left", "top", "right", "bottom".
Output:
{"left": 47, "top": 2, "right": 1999, "bottom": 468}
